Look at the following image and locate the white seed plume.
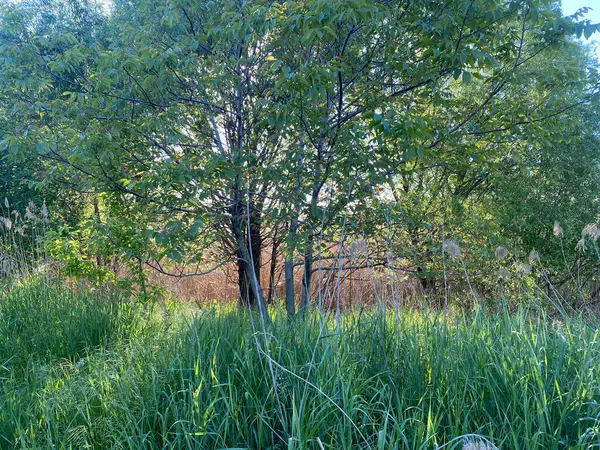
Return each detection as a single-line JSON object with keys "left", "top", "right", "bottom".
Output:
{"left": 41, "top": 202, "right": 49, "bottom": 220}
{"left": 553, "top": 221, "right": 563, "bottom": 237}
{"left": 463, "top": 439, "right": 495, "bottom": 450}
{"left": 528, "top": 249, "right": 540, "bottom": 264}
{"left": 497, "top": 267, "right": 511, "bottom": 280}
{"left": 345, "top": 239, "right": 367, "bottom": 262}
{"left": 443, "top": 239, "right": 461, "bottom": 259}
{"left": 495, "top": 245, "right": 509, "bottom": 261}
{"left": 516, "top": 262, "right": 532, "bottom": 275}
{"left": 582, "top": 224, "right": 600, "bottom": 241}
{"left": 1, "top": 258, "right": 9, "bottom": 274}
{"left": 25, "top": 204, "right": 37, "bottom": 221}
{"left": 575, "top": 238, "right": 586, "bottom": 252}
{"left": 0, "top": 217, "right": 12, "bottom": 230}
{"left": 4, "top": 198, "right": 8, "bottom": 208}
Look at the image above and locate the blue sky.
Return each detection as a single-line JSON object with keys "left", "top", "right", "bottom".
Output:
{"left": 562, "top": 0, "right": 600, "bottom": 60}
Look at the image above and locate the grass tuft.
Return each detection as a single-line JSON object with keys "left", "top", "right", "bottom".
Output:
{"left": 1, "top": 282, "right": 599, "bottom": 449}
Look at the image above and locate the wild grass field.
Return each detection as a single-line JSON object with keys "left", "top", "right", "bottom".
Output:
{"left": 1, "top": 280, "right": 599, "bottom": 449}
{"left": 2, "top": 0, "right": 600, "bottom": 448}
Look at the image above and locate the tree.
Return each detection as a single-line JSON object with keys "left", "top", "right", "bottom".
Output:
{"left": 1, "top": 0, "right": 598, "bottom": 318}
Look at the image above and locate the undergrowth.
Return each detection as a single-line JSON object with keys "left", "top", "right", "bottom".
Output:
{"left": 0, "top": 280, "right": 599, "bottom": 449}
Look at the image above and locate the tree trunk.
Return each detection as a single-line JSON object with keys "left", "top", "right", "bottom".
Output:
{"left": 267, "top": 228, "right": 279, "bottom": 305}
{"left": 231, "top": 180, "right": 269, "bottom": 321}
{"left": 92, "top": 196, "right": 104, "bottom": 267}
{"left": 299, "top": 135, "right": 325, "bottom": 313}
{"left": 300, "top": 236, "right": 314, "bottom": 313}
{"left": 227, "top": 47, "right": 269, "bottom": 322}
{"left": 234, "top": 205, "right": 264, "bottom": 306}
{"left": 238, "top": 257, "right": 253, "bottom": 307}
{"left": 233, "top": 212, "right": 269, "bottom": 320}
{"left": 284, "top": 137, "right": 305, "bottom": 318}
{"left": 248, "top": 207, "right": 262, "bottom": 304}
{"left": 284, "top": 219, "right": 297, "bottom": 317}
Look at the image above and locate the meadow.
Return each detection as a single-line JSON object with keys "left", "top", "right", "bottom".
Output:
{"left": 1, "top": 280, "right": 599, "bottom": 449}
{"left": 2, "top": 0, "right": 600, "bottom": 448}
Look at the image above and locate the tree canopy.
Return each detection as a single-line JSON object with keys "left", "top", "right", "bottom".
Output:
{"left": 1, "top": 0, "right": 599, "bottom": 318}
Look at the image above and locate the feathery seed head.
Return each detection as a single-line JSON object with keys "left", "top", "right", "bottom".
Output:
{"left": 497, "top": 267, "right": 511, "bottom": 280}
{"left": 516, "top": 262, "right": 532, "bottom": 275}
{"left": 0, "top": 217, "right": 12, "bottom": 230}
{"left": 462, "top": 439, "right": 494, "bottom": 450}
{"left": 528, "top": 249, "right": 540, "bottom": 264}
{"left": 0, "top": 258, "right": 9, "bottom": 274}
{"left": 582, "top": 224, "right": 600, "bottom": 241}
{"left": 495, "top": 246, "right": 509, "bottom": 261}
{"left": 41, "top": 202, "right": 49, "bottom": 220}
{"left": 553, "top": 221, "right": 563, "bottom": 237}
{"left": 575, "top": 238, "right": 586, "bottom": 252}
{"left": 345, "top": 239, "right": 367, "bottom": 262}
{"left": 25, "top": 204, "right": 37, "bottom": 221}
{"left": 443, "top": 239, "right": 461, "bottom": 259}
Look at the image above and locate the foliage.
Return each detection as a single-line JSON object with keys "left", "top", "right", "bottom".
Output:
{"left": 0, "top": 0, "right": 599, "bottom": 315}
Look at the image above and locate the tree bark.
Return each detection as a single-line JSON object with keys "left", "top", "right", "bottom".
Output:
{"left": 284, "top": 219, "right": 297, "bottom": 317}
{"left": 232, "top": 200, "right": 269, "bottom": 321}
{"left": 299, "top": 136, "right": 325, "bottom": 313}
{"left": 267, "top": 228, "right": 279, "bottom": 305}
{"left": 92, "top": 196, "right": 104, "bottom": 267}
{"left": 227, "top": 45, "right": 268, "bottom": 322}
{"left": 300, "top": 236, "right": 314, "bottom": 313}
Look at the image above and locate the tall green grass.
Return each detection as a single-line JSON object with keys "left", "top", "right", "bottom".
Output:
{"left": 1, "top": 281, "right": 599, "bottom": 449}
